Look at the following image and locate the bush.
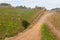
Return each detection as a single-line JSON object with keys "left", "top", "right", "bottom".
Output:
{"left": 22, "top": 20, "right": 30, "bottom": 29}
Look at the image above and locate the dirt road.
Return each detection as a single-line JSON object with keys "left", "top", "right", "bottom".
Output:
{"left": 5, "top": 11, "right": 55, "bottom": 40}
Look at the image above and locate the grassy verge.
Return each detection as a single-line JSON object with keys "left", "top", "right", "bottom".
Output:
{"left": 41, "top": 23, "right": 55, "bottom": 40}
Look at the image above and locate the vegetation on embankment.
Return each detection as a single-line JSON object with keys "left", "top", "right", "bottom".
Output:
{"left": 41, "top": 23, "right": 55, "bottom": 40}
{"left": 0, "top": 8, "right": 38, "bottom": 40}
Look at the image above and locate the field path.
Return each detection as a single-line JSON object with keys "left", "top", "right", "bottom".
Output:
{"left": 5, "top": 11, "right": 54, "bottom": 40}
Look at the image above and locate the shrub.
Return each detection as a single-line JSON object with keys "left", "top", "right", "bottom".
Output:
{"left": 22, "top": 20, "right": 30, "bottom": 29}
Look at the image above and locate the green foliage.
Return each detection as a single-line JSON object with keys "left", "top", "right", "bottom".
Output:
{"left": 41, "top": 23, "right": 55, "bottom": 40}
{"left": 22, "top": 20, "right": 30, "bottom": 28}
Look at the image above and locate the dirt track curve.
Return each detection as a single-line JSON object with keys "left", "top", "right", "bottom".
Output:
{"left": 5, "top": 11, "right": 57, "bottom": 40}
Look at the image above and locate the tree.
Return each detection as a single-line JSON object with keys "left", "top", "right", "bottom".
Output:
{"left": 16, "top": 6, "right": 27, "bottom": 9}
{"left": 0, "top": 3, "right": 11, "bottom": 6}
{"left": 35, "top": 6, "right": 46, "bottom": 10}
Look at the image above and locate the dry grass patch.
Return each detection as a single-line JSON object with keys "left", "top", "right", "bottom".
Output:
{"left": 47, "top": 12, "right": 60, "bottom": 32}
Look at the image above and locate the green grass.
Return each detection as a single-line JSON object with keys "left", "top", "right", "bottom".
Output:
{"left": 41, "top": 23, "right": 55, "bottom": 40}
{"left": 0, "top": 8, "right": 38, "bottom": 40}
{"left": 0, "top": 8, "right": 38, "bottom": 22}
{"left": 0, "top": 13, "right": 25, "bottom": 40}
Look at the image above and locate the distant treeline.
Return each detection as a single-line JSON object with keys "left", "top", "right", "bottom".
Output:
{"left": 0, "top": 3, "right": 46, "bottom": 9}
{"left": 0, "top": 3, "right": 60, "bottom": 11}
